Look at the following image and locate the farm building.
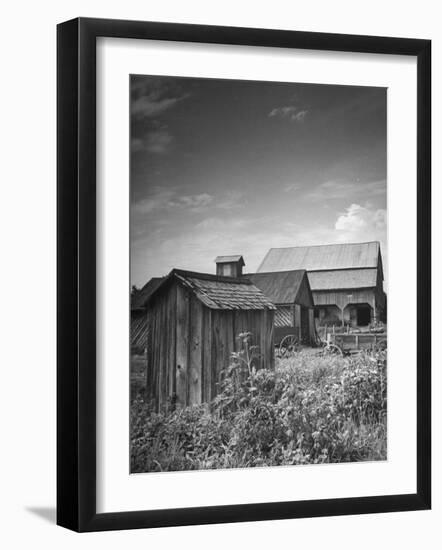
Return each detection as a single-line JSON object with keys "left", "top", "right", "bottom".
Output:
{"left": 131, "top": 277, "right": 163, "bottom": 353}
{"left": 144, "top": 268, "right": 276, "bottom": 410}
{"left": 257, "top": 241, "right": 387, "bottom": 329}
{"left": 245, "top": 270, "right": 316, "bottom": 345}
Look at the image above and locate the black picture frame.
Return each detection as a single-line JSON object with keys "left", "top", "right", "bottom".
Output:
{"left": 57, "top": 17, "right": 431, "bottom": 532}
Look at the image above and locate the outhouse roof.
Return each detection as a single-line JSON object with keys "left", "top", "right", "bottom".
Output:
{"left": 146, "top": 269, "right": 276, "bottom": 310}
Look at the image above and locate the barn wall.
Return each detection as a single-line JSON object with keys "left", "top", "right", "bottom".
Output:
{"left": 313, "top": 286, "right": 387, "bottom": 328}
{"left": 189, "top": 293, "right": 203, "bottom": 406}
{"left": 313, "top": 288, "right": 376, "bottom": 309}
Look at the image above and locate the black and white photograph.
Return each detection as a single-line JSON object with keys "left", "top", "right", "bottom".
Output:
{"left": 129, "top": 75, "right": 388, "bottom": 474}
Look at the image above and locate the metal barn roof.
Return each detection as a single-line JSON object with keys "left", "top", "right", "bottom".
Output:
{"left": 258, "top": 241, "right": 380, "bottom": 273}
{"left": 147, "top": 269, "right": 276, "bottom": 310}
{"left": 308, "top": 268, "right": 378, "bottom": 291}
{"left": 245, "top": 270, "right": 307, "bottom": 305}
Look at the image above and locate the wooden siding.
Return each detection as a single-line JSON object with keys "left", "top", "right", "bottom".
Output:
{"left": 146, "top": 281, "right": 274, "bottom": 410}
{"left": 313, "top": 288, "right": 376, "bottom": 309}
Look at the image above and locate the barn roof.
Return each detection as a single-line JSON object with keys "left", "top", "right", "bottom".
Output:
{"left": 308, "top": 268, "right": 378, "bottom": 291}
{"left": 245, "top": 270, "right": 307, "bottom": 305}
{"left": 131, "top": 277, "right": 164, "bottom": 310}
{"left": 146, "top": 269, "right": 275, "bottom": 310}
{"left": 258, "top": 241, "right": 381, "bottom": 273}
{"left": 214, "top": 255, "right": 245, "bottom": 265}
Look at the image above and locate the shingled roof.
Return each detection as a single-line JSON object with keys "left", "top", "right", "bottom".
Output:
{"left": 258, "top": 241, "right": 381, "bottom": 273}
{"left": 145, "top": 269, "right": 275, "bottom": 310}
{"left": 245, "top": 270, "right": 307, "bottom": 304}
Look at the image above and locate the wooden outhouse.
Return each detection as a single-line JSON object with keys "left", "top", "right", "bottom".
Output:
{"left": 247, "top": 270, "right": 315, "bottom": 345}
{"left": 144, "top": 269, "right": 276, "bottom": 410}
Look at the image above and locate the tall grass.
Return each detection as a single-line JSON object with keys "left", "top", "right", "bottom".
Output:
{"left": 131, "top": 336, "right": 387, "bottom": 473}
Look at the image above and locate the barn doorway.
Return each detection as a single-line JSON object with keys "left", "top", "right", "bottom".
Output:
{"left": 356, "top": 305, "right": 371, "bottom": 327}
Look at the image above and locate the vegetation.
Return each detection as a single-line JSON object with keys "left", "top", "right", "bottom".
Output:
{"left": 130, "top": 333, "right": 387, "bottom": 473}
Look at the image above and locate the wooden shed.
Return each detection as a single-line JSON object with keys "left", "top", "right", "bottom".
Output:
{"left": 144, "top": 269, "right": 276, "bottom": 410}
{"left": 246, "top": 270, "right": 315, "bottom": 345}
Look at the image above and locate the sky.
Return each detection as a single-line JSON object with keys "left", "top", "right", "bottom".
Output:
{"left": 130, "top": 75, "right": 387, "bottom": 288}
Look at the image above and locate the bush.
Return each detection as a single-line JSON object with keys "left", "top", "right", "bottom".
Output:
{"left": 130, "top": 336, "right": 387, "bottom": 473}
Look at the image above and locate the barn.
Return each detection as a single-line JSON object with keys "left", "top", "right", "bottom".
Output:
{"left": 246, "top": 270, "right": 315, "bottom": 345}
{"left": 131, "top": 277, "right": 163, "bottom": 353}
{"left": 257, "top": 241, "right": 387, "bottom": 329}
{"left": 144, "top": 268, "right": 275, "bottom": 410}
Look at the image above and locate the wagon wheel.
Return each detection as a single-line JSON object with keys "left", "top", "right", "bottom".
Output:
{"left": 322, "top": 343, "right": 343, "bottom": 356}
{"left": 278, "top": 334, "right": 299, "bottom": 357}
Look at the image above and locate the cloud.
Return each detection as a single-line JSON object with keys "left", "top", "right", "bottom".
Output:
{"left": 216, "top": 190, "right": 244, "bottom": 209}
{"left": 168, "top": 193, "right": 213, "bottom": 211}
{"left": 307, "top": 179, "right": 386, "bottom": 201}
{"left": 131, "top": 77, "right": 190, "bottom": 119}
{"left": 284, "top": 183, "right": 302, "bottom": 192}
{"left": 133, "top": 188, "right": 175, "bottom": 214}
{"left": 131, "top": 212, "right": 334, "bottom": 286}
{"left": 131, "top": 201, "right": 389, "bottom": 288}
{"left": 268, "top": 106, "right": 308, "bottom": 122}
{"left": 195, "top": 217, "right": 249, "bottom": 231}
{"left": 132, "top": 128, "right": 173, "bottom": 154}
{"left": 334, "top": 203, "right": 387, "bottom": 284}
{"left": 335, "top": 203, "right": 386, "bottom": 233}
{"left": 133, "top": 189, "right": 241, "bottom": 216}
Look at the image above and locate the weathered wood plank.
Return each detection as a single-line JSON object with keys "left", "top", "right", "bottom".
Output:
{"left": 145, "top": 309, "right": 153, "bottom": 402}
{"left": 189, "top": 295, "right": 203, "bottom": 405}
{"left": 225, "top": 311, "right": 235, "bottom": 373}
{"left": 158, "top": 296, "right": 167, "bottom": 411}
{"left": 150, "top": 302, "right": 159, "bottom": 408}
{"left": 176, "top": 284, "right": 189, "bottom": 408}
{"left": 202, "top": 308, "right": 212, "bottom": 403}
{"left": 211, "top": 312, "right": 222, "bottom": 398}
{"left": 168, "top": 284, "right": 177, "bottom": 409}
